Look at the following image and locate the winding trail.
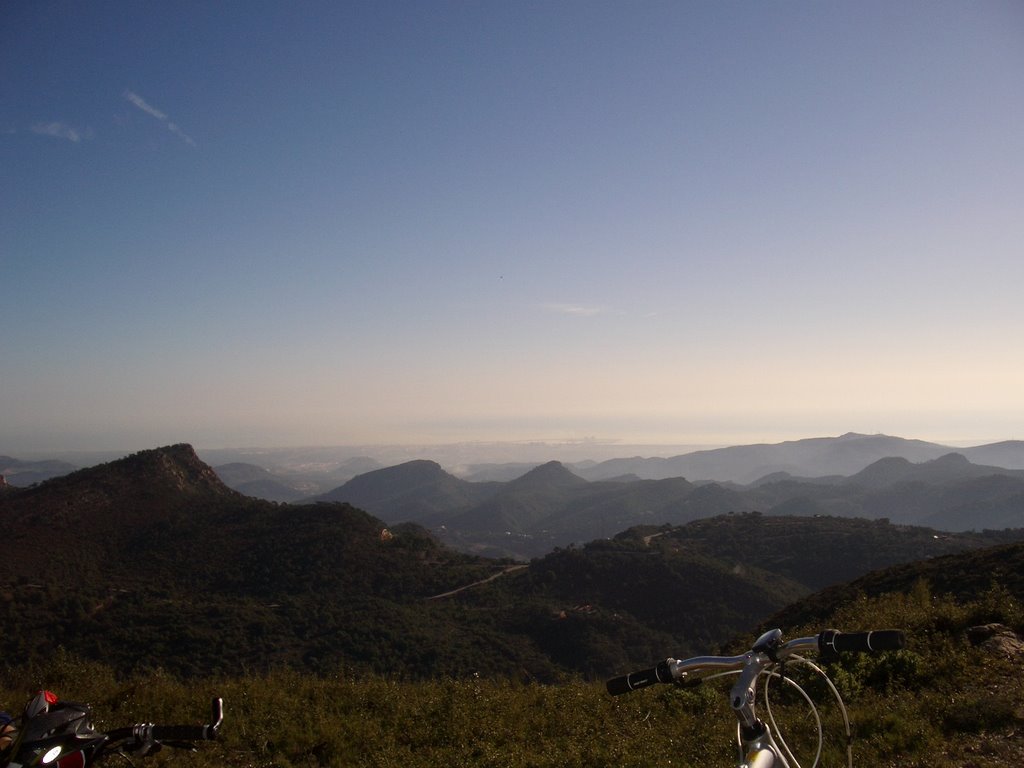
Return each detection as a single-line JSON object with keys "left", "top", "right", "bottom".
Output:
{"left": 426, "top": 564, "right": 528, "bottom": 600}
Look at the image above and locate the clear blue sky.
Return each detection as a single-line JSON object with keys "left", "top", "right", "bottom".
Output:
{"left": 3, "top": 1, "right": 1023, "bottom": 453}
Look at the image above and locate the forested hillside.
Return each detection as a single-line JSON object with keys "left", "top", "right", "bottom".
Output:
{"left": 5, "top": 540, "right": 1022, "bottom": 767}
{"left": 5, "top": 445, "right": 1017, "bottom": 683}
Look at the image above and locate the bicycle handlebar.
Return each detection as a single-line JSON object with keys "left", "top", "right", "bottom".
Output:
{"left": 606, "top": 629, "right": 905, "bottom": 696}
{"left": 105, "top": 698, "right": 223, "bottom": 749}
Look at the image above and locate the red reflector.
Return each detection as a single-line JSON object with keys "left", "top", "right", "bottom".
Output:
{"left": 57, "top": 751, "right": 86, "bottom": 768}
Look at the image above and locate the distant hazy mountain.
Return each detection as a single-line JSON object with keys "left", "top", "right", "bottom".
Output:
{"left": 318, "top": 460, "right": 714, "bottom": 557}
{"left": 208, "top": 453, "right": 383, "bottom": 499}
{"left": 843, "top": 452, "right": 1024, "bottom": 490}
{"left": 213, "top": 462, "right": 310, "bottom": 502}
{"left": 322, "top": 447, "right": 1024, "bottom": 558}
{"left": 445, "top": 461, "right": 590, "bottom": 534}
{"left": 919, "top": 475, "right": 1024, "bottom": 531}
{"left": 313, "top": 459, "right": 500, "bottom": 521}
{"left": 460, "top": 462, "right": 548, "bottom": 482}
{"left": 577, "top": 433, "right": 1024, "bottom": 484}
{"left": 0, "top": 455, "right": 77, "bottom": 486}
{"left": 958, "top": 440, "right": 1024, "bottom": 469}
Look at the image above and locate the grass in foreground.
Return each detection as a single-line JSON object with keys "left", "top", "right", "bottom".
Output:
{"left": 2, "top": 585, "right": 1021, "bottom": 767}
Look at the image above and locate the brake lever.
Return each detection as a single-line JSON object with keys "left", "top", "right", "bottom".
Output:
{"left": 131, "top": 724, "right": 158, "bottom": 756}
{"left": 209, "top": 697, "right": 224, "bottom": 738}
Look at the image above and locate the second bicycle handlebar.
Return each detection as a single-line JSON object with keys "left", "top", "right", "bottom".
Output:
{"left": 606, "top": 629, "right": 906, "bottom": 697}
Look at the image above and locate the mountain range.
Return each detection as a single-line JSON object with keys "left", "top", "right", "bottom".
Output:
{"left": 312, "top": 447, "right": 1024, "bottom": 558}
{"left": 8, "top": 434, "right": 1023, "bottom": 561}
{"left": 1, "top": 443, "right": 1022, "bottom": 682}
{"left": 543, "top": 432, "right": 1024, "bottom": 483}
{"left": 215, "top": 433, "right": 1024, "bottom": 491}
{"left": 9, "top": 432, "right": 1024, "bottom": 492}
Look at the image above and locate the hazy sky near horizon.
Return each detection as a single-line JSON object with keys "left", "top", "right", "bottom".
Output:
{"left": 3, "top": 1, "right": 1023, "bottom": 453}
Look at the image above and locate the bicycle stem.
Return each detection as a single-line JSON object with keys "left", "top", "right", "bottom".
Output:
{"left": 731, "top": 654, "right": 766, "bottom": 731}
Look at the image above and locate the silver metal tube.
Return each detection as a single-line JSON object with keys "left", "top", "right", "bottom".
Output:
{"left": 669, "top": 653, "right": 750, "bottom": 678}
{"left": 743, "top": 746, "right": 778, "bottom": 767}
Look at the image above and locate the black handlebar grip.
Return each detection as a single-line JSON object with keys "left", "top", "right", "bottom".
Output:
{"left": 151, "top": 724, "right": 218, "bottom": 742}
{"left": 606, "top": 660, "right": 673, "bottom": 696}
{"left": 151, "top": 698, "right": 222, "bottom": 742}
{"left": 820, "top": 629, "right": 906, "bottom": 654}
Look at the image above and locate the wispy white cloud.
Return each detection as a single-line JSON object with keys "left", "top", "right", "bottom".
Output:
{"left": 31, "top": 122, "right": 81, "bottom": 142}
{"left": 123, "top": 89, "right": 195, "bottom": 145}
{"left": 166, "top": 122, "right": 196, "bottom": 146}
{"left": 123, "top": 90, "right": 166, "bottom": 120}
{"left": 545, "top": 303, "right": 607, "bottom": 317}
